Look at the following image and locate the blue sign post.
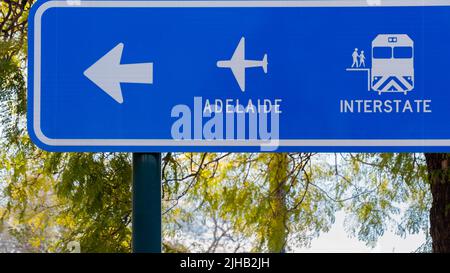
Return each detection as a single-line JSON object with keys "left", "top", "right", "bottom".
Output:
{"left": 28, "top": 0, "right": 450, "bottom": 152}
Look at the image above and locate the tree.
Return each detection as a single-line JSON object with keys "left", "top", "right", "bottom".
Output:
{"left": 424, "top": 154, "right": 450, "bottom": 252}
{"left": 338, "top": 153, "right": 449, "bottom": 252}
{"left": 267, "top": 153, "right": 289, "bottom": 252}
{"left": 162, "top": 153, "right": 339, "bottom": 252}
{"left": 333, "top": 154, "right": 431, "bottom": 249}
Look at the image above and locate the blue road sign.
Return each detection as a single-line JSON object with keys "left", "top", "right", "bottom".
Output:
{"left": 28, "top": 0, "right": 450, "bottom": 152}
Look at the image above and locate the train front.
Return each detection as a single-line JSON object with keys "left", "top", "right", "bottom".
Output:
{"left": 371, "top": 34, "right": 414, "bottom": 95}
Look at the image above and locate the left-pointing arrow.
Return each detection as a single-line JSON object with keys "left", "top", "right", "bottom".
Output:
{"left": 83, "top": 43, "right": 154, "bottom": 104}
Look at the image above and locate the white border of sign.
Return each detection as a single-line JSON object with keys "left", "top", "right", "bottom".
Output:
{"left": 33, "top": 0, "right": 450, "bottom": 147}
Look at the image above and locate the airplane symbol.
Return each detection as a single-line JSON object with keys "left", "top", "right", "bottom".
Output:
{"left": 217, "top": 37, "right": 268, "bottom": 92}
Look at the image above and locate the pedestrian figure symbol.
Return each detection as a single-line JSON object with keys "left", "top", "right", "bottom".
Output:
{"left": 351, "top": 48, "right": 365, "bottom": 68}
{"left": 359, "top": 51, "right": 366, "bottom": 67}
{"left": 352, "top": 48, "right": 359, "bottom": 67}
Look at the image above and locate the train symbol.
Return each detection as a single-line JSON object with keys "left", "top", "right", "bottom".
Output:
{"left": 347, "top": 34, "right": 414, "bottom": 95}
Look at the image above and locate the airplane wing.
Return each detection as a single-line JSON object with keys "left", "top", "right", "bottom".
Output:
{"left": 231, "top": 37, "right": 245, "bottom": 61}
{"left": 230, "top": 37, "right": 246, "bottom": 91}
{"left": 230, "top": 65, "right": 245, "bottom": 91}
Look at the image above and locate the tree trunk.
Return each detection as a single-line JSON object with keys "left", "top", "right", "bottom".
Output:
{"left": 424, "top": 153, "right": 450, "bottom": 253}
{"left": 267, "top": 153, "right": 289, "bottom": 253}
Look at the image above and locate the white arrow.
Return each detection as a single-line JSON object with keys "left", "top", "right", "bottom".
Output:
{"left": 83, "top": 43, "right": 153, "bottom": 104}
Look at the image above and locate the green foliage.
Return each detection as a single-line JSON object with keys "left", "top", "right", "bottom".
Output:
{"left": 338, "top": 154, "right": 430, "bottom": 247}
{"left": 1, "top": 136, "right": 133, "bottom": 252}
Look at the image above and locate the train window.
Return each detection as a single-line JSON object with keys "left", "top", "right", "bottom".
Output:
{"left": 373, "top": 47, "right": 392, "bottom": 59}
{"left": 394, "top": 47, "right": 413, "bottom": 59}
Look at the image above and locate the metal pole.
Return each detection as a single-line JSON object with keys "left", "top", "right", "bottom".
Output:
{"left": 132, "top": 153, "right": 162, "bottom": 253}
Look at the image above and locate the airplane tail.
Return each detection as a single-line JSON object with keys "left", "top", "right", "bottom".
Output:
{"left": 262, "top": 54, "right": 268, "bottom": 73}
